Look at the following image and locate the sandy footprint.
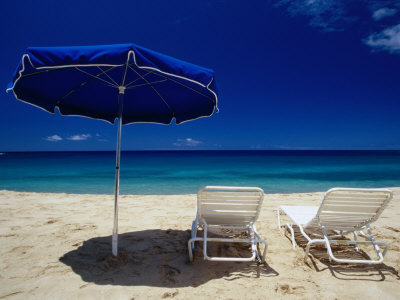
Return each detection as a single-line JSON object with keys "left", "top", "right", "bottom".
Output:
{"left": 159, "top": 264, "right": 181, "bottom": 284}
{"left": 46, "top": 219, "right": 58, "bottom": 224}
{"left": 162, "top": 289, "right": 179, "bottom": 298}
{"left": 8, "top": 245, "right": 31, "bottom": 256}
{"left": 275, "top": 283, "right": 306, "bottom": 295}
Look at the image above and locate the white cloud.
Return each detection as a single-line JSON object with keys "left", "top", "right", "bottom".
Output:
{"left": 275, "top": 0, "right": 400, "bottom": 54}
{"left": 66, "top": 134, "right": 92, "bottom": 141}
{"left": 364, "top": 24, "right": 400, "bottom": 53}
{"left": 275, "top": 0, "right": 350, "bottom": 32}
{"left": 372, "top": 7, "right": 397, "bottom": 21}
{"left": 276, "top": 0, "right": 400, "bottom": 31}
{"left": 43, "top": 135, "right": 63, "bottom": 142}
{"left": 173, "top": 138, "right": 202, "bottom": 147}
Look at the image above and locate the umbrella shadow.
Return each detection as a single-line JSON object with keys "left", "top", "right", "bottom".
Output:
{"left": 59, "top": 229, "right": 278, "bottom": 287}
{"left": 283, "top": 227, "right": 400, "bottom": 281}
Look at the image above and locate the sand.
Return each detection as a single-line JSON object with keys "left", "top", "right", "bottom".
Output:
{"left": 0, "top": 188, "right": 399, "bottom": 299}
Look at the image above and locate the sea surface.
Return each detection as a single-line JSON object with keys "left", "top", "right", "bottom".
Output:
{"left": 0, "top": 151, "right": 399, "bottom": 194}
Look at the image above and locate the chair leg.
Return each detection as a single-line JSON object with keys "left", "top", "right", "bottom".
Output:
{"left": 199, "top": 223, "right": 266, "bottom": 262}
{"left": 286, "top": 224, "right": 296, "bottom": 249}
{"left": 255, "top": 233, "right": 268, "bottom": 263}
{"left": 366, "top": 226, "right": 386, "bottom": 259}
{"left": 188, "top": 236, "right": 204, "bottom": 262}
{"left": 252, "top": 226, "right": 268, "bottom": 263}
{"left": 321, "top": 226, "right": 387, "bottom": 264}
{"left": 191, "top": 220, "right": 197, "bottom": 250}
{"left": 353, "top": 231, "right": 359, "bottom": 252}
{"left": 304, "top": 239, "right": 325, "bottom": 262}
{"left": 278, "top": 207, "right": 297, "bottom": 249}
{"left": 298, "top": 225, "right": 390, "bottom": 264}
{"left": 277, "top": 207, "right": 281, "bottom": 228}
{"left": 250, "top": 226, "right": 257, "bottom": 259}
{"left": 203, "top": 222, "right": 208, "bottom": 260}
{"left": 188, "top": 238, "right": 194, "bottom": 262}
{"left": 188, "top": 218, "right": 199, "bottom": 262}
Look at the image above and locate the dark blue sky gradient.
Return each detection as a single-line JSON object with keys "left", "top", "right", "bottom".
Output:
{"left": 1, "top": 0, "right": 399, "bottom": 151}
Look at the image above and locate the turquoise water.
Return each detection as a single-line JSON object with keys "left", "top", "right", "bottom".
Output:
{"left": 0, "top": 151, "right": 399, "bottom": 194}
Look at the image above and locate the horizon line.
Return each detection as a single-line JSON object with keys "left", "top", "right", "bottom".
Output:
{"left": 1, "top": 149, "right": 399, "bottom": 153}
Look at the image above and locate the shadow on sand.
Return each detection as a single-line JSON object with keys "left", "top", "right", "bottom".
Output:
{"left": 60, "top": 229, "right": 278, "bottom": 287}
{"left": 283, "top": 227, "right": 400, "bottom": 281}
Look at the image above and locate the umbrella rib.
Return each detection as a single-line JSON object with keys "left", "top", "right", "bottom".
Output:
{"left": 75, "top": 67, "right": 119, "bottom": 87}
{"left": 55, "top": 66, "right": 117, "bottom": 106}
{"left": 124, "top": 70, "right": 153, "bottom": 87}
{"left": 128, "top": 65, "right": 175, "bottom": 116}
{"left": 18, "top": 66, "right": 118, "bottom": 89}
{"left": 125, "top": 79, "right": 168, "bottom": 89}
{"left": 120, "top": 59, "right": 130, "bottom": 87}
{"left": 97, "top": 66, "right": 119, "bottom": 86}
{"left": 19, "top": 68, "right": 63, "bottom": 79}
{"left": 144, "top": 68, "right": 216, "bottom": 104}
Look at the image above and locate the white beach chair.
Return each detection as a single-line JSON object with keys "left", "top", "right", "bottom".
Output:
{"left": 277, "top": 188, "right": 393, "bottom": 264}
{"left": 188, "top": 186, "right": 268, "bottom": 263}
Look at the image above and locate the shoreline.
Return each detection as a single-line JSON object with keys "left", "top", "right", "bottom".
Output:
{"left": 1, "top": 186, "right": 399, "bottom": 196}
{"left": 1, "top": 189, "right": 399, "bottom": 299}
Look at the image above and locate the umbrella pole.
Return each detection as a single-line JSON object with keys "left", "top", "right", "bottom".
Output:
{"left": 112, "top": 89, "right": 124, "bottom": 256}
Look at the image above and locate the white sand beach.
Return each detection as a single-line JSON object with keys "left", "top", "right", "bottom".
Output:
{"left": 0, "top": 188, "right": 399, "bottom": 299}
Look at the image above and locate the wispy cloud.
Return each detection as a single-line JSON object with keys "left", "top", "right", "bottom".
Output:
{"left": 274, "top": 0, "right": 400, "bottom": 54}
{"left": 66, "top": 134, "right": 91, "bottom": 141}
{"left": 95, "top": 133, "right": 108, "bottom": 142}
{"left": 372, "top": 7, "right": 397, "bottom": 21}
{"left": 273, "top": 144, "right": 315, "bottom": 150}
{"left": 173, "top": 138, "right": 202, "bottom": 147}
{"left": 275, "top": 0, "right": 351, "bottom": 32}
{"left": 364, "top": 24, "right": 400, "bottom": 54}
{"left": 43, "top": 134, "right": 63, "bottom": 142}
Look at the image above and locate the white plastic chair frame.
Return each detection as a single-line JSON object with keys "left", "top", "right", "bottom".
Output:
{"left": 188, "top": 186, "right": 268, "bottom": 263}
{"left": 277, "top": 188, "right": 393, "bottom": 264}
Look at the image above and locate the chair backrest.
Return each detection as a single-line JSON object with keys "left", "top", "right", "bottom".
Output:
{"left": 197, "top": 186, "right": 264, "bottom": 226}
{"left": 310, "top": 188, "right": 393, "bottom": 230}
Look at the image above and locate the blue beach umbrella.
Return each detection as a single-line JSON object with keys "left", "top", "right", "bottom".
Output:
{"left": 6, "top": 43, "right": 218, "bottom": 256}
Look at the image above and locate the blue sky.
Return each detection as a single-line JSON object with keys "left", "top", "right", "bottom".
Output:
{"left": 1, "top": 0, "right": 399, "bottom": 151}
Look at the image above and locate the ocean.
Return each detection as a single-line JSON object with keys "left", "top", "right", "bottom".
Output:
{"left": 0, "top": 151, "right": 399, "bottom": 194}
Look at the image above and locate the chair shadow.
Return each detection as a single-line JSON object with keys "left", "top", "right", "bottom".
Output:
{"left": 283, "top": 227, "right": 400, "bottom": 281}
{"left": 59, "top": 229, "right": 278, "bottom": 287}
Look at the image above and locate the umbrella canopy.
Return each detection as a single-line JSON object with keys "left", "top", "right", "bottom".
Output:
{"left": 7, "top": 43, "right": 218, "bottom": 256}
{"left": 7, "top": 43, "right": 218, "bottom": 124}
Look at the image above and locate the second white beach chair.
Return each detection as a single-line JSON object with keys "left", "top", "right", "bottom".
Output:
{"left": 188, "top": 186, "right": 268, "bottom": 263}
{"left": 277, "top": 188, "right": 393, "bottom": 264}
